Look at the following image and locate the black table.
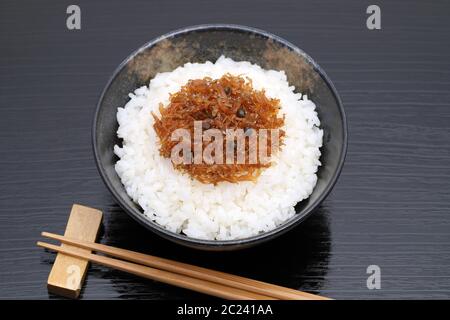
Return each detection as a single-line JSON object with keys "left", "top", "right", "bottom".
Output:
{"left": 1, "top": 0, "right": 449, "bottom": 299}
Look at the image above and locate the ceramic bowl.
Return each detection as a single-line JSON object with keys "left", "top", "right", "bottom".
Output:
{"left": 93, "top": 24, "right": 347, "bottom": 251}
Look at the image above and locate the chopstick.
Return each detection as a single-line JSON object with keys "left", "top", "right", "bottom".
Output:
{"left": 39, "top": 232, "right": 330, "bottom": 300}
{"left": 37, "top": 241, "right": 273, "bottom": 300}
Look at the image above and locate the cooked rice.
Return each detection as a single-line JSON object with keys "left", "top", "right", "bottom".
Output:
{"left": 114, "top": 56, "right": 323, "bottom": 240}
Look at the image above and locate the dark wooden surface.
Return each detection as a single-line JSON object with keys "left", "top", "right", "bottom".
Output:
{"left": 1, "top": 0, "right": 449, "bottom": 300}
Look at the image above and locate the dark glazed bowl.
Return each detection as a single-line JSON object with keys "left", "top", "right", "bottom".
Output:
{"left": 93, "top": 24, "right": 347, "bottom": 251}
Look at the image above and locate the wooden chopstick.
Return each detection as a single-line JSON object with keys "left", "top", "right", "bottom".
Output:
{"left": 37, "top": 241, "right": 274, "bottom": 300}
{"left": 41, "top": 232, "right": 329, "bottom": 300}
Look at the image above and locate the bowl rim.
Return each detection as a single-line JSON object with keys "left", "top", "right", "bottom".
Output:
{"left": 92, "top": 23, "right": 348, "bottom": 249}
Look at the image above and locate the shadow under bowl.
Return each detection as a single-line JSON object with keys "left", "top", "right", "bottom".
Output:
{"left": 93, "top": 24, "right": 347, "bottom": 251}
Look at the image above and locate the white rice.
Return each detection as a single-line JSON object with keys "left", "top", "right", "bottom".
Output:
{"left": 114, "top": 56, "right": 323, "bottom": 240}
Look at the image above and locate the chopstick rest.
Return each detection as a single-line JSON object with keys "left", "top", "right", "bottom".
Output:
{"left": 46, "top": 204, "right": 102, "bottom": 299}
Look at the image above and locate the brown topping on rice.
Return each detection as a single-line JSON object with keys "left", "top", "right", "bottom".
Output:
{"left": 152, "top": 74, "right": 285, "bottom": 184}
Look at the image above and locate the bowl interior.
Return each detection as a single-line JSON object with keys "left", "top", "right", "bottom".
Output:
{"left": 93, "top": 25, "right": 346, "bottom": 250}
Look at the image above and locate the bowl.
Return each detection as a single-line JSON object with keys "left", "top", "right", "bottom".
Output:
{"left": 93, "top": 24, "right": 347, "bottom": 251}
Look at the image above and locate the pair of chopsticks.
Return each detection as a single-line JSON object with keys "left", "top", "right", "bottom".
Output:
{"left": 37, "top": 232, "right": 330, "bottom": 300}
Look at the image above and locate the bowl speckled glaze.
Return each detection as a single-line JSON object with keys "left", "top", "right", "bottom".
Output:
{"left": 93, "top": 24, "right": 347, "bottom": 251}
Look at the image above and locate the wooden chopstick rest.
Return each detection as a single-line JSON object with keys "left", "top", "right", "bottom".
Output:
{"left": 46, "top": 204, "right": 102, "bottom": 299}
